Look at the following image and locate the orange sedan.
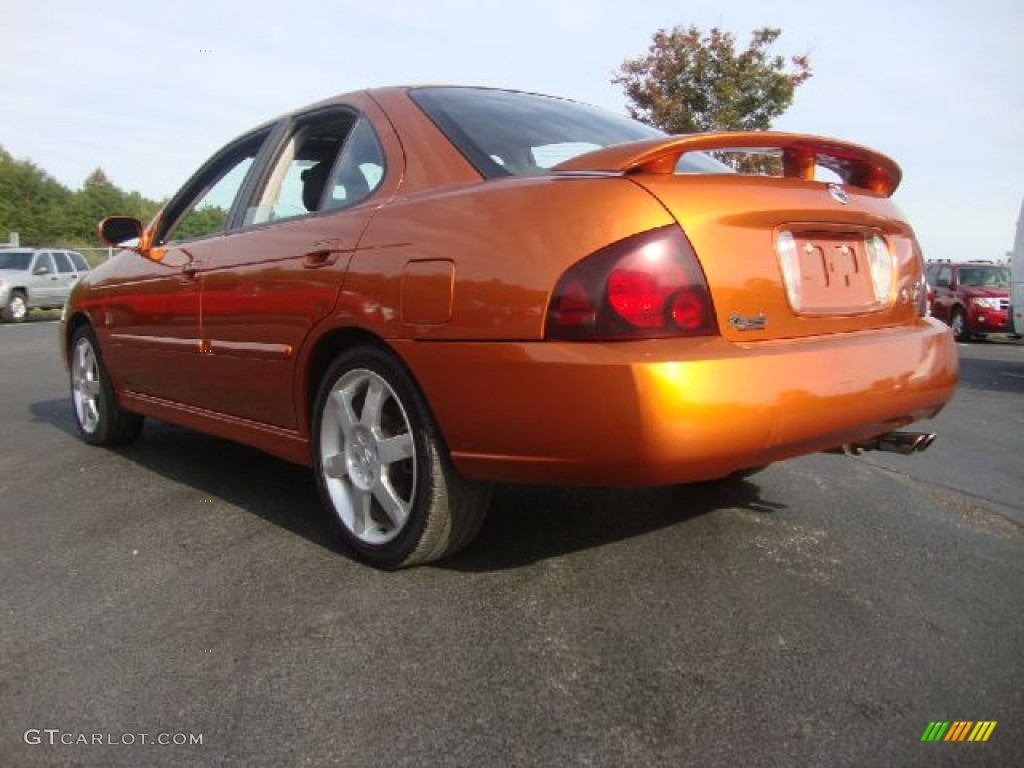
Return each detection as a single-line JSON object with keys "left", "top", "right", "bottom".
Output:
{"left": 61, "top": 86, "right": 958, "bottom": 568}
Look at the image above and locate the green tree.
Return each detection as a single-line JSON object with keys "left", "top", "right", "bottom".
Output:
{"left": 613, "top": 26, "right": 812, "bottom": 134}
{"left": 173, "top": 206, "right": 228, "bottom": 241}
{"left": 0, "top": 147, "right": 163, "bottom": 248}
{"left": 0, "top": 147, "right": 75, "bottom": 245}
{"left": 72, "top": 168, "right": 126, "bottom": 243}
{"left": 123, "top": 190, "right": 162, "bottom": 223}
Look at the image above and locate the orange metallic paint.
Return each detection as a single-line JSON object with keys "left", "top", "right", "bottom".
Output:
{"left": 555, "top": 132, "right": 902, "bottom": 195}
{"left": 400, "top": 260, "right": 455, "bottom": 324}
{"left": 392, "top": 319, "right": 955, "bottom": 485}
{"left": 65, "top": 86, "right": 959, "bottom": 487}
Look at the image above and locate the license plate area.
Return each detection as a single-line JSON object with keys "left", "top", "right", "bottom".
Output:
{"left": 777, "top": 230, "right": 879, "bottom": 314}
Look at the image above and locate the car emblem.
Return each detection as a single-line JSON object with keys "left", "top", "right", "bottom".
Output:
{"left": 828, "top": 184, "right": 849, "bottom": 205}
{"left": 728, "top": 312, "right": 767, "bottom": 331}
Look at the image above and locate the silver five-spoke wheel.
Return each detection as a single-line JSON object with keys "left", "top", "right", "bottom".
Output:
{"left": 68, "top": 325, "right": 144, "bottom": 445}
{"left": 320, "top": 368, "right": 416, "bottom": 545}
{"left": 72, "top": 336, "right": 103, "bottom": 435}
{"left": 313, "top": 347, "right": 491, "bottom": 568}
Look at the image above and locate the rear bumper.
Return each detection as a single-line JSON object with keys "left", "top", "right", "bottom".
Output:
{"left": 394, "top": 318, "right": 958, "bottom": 486}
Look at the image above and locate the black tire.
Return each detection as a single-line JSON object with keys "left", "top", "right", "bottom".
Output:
{"left": 950, "top": 308, "right": 971, "bottom": 342}
{"left": 3, "top": 290, "right": 28, "bottom": 323}
{"left": 69, "top": 325, "right": 144, "bottom": 445}
{"left": 312, "top": 345, "right": 491, "bottom": 569}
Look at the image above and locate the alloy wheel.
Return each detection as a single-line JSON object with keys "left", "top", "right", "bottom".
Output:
{"left": 8, "top": 293, "right": 27, "bottom": 322}
{"left": 71, "top": 336, "right": 103, "bottom": 434}
{"left": 319, "top": 368, "right": 417, "bottom": 545}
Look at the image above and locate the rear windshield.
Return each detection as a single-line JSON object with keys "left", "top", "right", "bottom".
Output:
{"left": 0, "top": 251, "right": 33, "bottom": 271}
{"left": 410, "top": 87, "right": 732, "bottom": 178}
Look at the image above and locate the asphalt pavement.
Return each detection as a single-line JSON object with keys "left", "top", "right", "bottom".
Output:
{"left": 1, "top": 320, "right": 1021, "bottom": 767}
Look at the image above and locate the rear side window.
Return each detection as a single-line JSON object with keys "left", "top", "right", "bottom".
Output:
{"left": 68, "top": 252, "right": 89, "bottom": 271}
{"left": 53, "top": 252, "right": 73, "bottom": 273}
{"left": 245, "top": 110, "right": 385, "bottom": 225}
{"left": 322, "top": 118, "right": 385, "bottom": 212}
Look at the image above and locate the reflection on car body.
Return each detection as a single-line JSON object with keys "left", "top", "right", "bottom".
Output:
{"left": 59, "top": 86, "right": 958, "bottom": 568}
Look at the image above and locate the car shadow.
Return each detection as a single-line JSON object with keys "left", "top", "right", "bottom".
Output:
{"left": 29, "top": 400, "right": 343, "bottom": 554}
{"left": 29, "top": 398, "right": 786, "bottom": 571}
{"left": 29, "top": 397, "right": 80, "bottom": 437}
{"left": 443, "top": 475, "right": 784, "bottom": 572}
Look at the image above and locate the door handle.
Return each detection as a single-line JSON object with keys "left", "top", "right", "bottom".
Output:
{"left": 303, "top": 250, "right": 342, "bottom": 269}
{"left": 181, "top": 266, "right": 199, "bottom": 280}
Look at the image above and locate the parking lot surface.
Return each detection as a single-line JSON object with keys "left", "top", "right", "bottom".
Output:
{"left": 2, "top": 321, "right": 1021, "bottom": 767}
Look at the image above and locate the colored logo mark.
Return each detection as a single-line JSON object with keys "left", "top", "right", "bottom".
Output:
{"left": 921, "top": 721, "right": 997, "bottom": 742}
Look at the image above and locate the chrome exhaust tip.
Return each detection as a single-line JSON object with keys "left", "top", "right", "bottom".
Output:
{"left": 875, "top": 431, "right": 936, "bottom": 455}
{"left": 833, "top": 431, "right": 937, "bottom": 456}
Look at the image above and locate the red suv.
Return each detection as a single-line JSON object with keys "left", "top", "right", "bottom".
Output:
{"left": 925, "top": 261, "right": 1011, "bottom": 341}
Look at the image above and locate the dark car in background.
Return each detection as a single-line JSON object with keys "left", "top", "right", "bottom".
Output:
{"left": 0, "top": 248, "right": 91, "bottom": 322}
{"left": 925, "top": 260, "right": 1011, "bottom": 341}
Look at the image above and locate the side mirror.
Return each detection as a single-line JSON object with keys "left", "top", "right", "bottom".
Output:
{"left": 98, "top": 216, "right": 143, "bottom": 248}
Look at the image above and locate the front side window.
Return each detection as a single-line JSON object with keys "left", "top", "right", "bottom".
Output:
{"left": 158, "top": 131, "right": 269, "bottom": 245}
{"left": 936, "top": 266, "right": 952, "bottom": 287}
{"left": 33, "top": 253, "right": 55, "bottom": 275}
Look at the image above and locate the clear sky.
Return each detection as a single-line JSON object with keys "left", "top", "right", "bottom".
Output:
{"left": 1, "top": 0, "right": 1021, "bottom": 262}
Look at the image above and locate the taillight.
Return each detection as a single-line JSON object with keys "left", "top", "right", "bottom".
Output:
{"left": 546, "top": 226, "right": 718, "bottom": 340}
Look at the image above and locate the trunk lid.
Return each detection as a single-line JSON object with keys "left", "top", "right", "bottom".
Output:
{"left": 556, "top": 133, "right": 925, "bottom": 343}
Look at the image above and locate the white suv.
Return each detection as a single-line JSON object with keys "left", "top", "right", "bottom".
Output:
{"left": 0, "top": 248, "right": 91, "bottom": 322}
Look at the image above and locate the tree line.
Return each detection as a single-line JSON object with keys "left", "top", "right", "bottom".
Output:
{"left": 0, "top": 146, "right": 162, "bottom": 250}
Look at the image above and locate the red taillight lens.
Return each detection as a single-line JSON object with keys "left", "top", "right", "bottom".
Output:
{"left": 608, "top": 269, "right": 667, "bottom": 327}
{"left": 546, "top": 226, "right": 717, "bottom": 340}
{"left": 549, "top": 278, "right": 595, "bottom": 327}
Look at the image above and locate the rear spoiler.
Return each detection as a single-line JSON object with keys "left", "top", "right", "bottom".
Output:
{"left": 553, "top": 132, "right": 902, "bottom": 197}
